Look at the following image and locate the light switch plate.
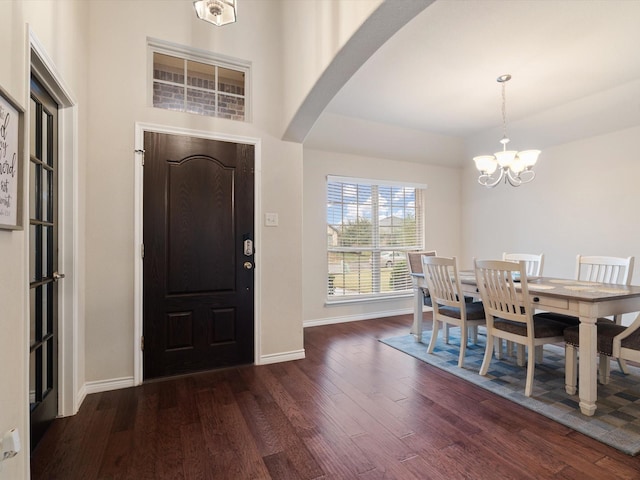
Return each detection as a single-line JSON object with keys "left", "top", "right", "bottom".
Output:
{"left": 264, "top": 213, "right": 279, "bottom": 227}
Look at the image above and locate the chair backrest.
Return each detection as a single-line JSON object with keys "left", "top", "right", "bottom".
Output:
{"left": 474, "top": 259, "right": 532, "bottom": 325}
{"left": 406, "top": 250, "right": 437, "bottom": 275}
{"left": 421, "top": 256, "right": 463, "bottom": 309}
{"left": 575, "top": 255, "right": 634, "bottom": 284}
{"left": 502, "top": 252, "right": 544, "bottom": 277}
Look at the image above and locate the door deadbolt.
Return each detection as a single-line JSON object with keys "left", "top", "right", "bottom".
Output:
{"left": 243, "top": 262, "right": 253, "bottom": 270}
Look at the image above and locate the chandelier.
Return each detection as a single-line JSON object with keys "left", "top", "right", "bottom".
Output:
{"left": 473, "top": 74, "right": 540, "bottom": 187}
{"left": 193, "top": 0, "right": 237, "bottom": 26}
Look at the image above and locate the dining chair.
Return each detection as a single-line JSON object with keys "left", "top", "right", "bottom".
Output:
{"left": 422, "top": 256, "right": 486, "bottom": 368}
{"left": 536, "top": 255, "right": 635, "bottom": 376}
{"left": 501, "top": 252, "right": 545, "bottom": 359}
{"left": 407, "top": 250, "right": 437, "bottom": 342}
{"left": 474, "top": 259, "right": 565, "bottom": 397}
{"left": 407, "top": 251, "right": 437, "bottom": 308}
{"left": 564, "top": 313, "right": 640, "bottom": 393}
{"left": 408, "top": 250, "right": 474, "bottom": 343}
{"left": 502, "top": 252, "right": 544, "bottom": 277}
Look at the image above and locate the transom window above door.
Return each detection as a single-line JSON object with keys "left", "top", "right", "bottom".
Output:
{"left": 148, "top": 38, "right": 250, "bottom": 121}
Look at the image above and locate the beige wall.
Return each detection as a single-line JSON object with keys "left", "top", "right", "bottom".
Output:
{"left": 461, "top": 125, "right": 640, "bottom": 307}
{"left": 84, "top": 0, "right": 306, "bottom": 381}
{"left": 280, "top": 0, "right": 383, "bottom": 135}
{"left": 302, "top": 148, "right": 462, "bottom": 324}
{"left": 0, "top": 1, "right": 89, "bottom": 478}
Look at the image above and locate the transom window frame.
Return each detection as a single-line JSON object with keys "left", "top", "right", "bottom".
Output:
{"left": 326, "top": 175, "right": 427, "bottom": 304}
{"left": 147, "top": 37, "right": 252, "bottom": 122}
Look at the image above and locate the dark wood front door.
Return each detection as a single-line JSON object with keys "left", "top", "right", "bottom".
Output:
{"left": 143, "top": 132, "right": 254, "bottom": 380}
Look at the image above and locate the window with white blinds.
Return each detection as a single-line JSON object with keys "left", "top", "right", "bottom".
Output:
{"left": 327, "top": 176, "right": 425, "bottom": 300}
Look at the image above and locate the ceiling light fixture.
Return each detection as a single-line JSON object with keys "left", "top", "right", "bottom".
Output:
{"left": 473, "top": 74, "right": 540, "bottom": 187}
{"left": 193, "top": 0, "right": 237, "bottom": 26}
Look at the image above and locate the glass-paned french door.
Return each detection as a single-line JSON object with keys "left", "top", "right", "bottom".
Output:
{"left": 29, "top": 76, "right": 59, "bottom": 450}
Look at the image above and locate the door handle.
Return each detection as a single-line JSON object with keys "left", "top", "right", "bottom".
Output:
{"left": 243, "top": 262, "right": 253, "bottom": 270}
{"left": 53, "top": 271, "right": 66, "bottom": 281}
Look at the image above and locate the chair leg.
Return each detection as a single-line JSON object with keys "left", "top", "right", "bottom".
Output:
{"left": 470, "top": 325, "right": 478, "bottom": 344}
{"left": 495, "top": 339, "right": 503, "bottom": 360}
{"left": 506, "top": 340, "right": 514, "bottom": 357}
{"left": 613, "top": 314, "right": 630, "bottom": 374}
{"left": 444, "top": 324, "right": 450, "bottom": 344}
{"left": 617, "top": 358, "right": 630, "bottom": 375}
{"left": 458, "top": 324, "right": 468, "bottom": 368}
{"left": 427, "top": 319, "right": 440, "bottom": 354}
{"left": 565, "top": 344, "right": 577, "bottom": 395}
{"left": 516, "top": 344, "right": 525, "bottom": 367}
{"left": 598, "top": 353, "right": 611, "bottom": 385}
{"left": 524, "top": 343, "right": 536, "bottom": 397}
{"left": 479, "top": 334, "right": 494, "bottom": 376}
{"left": 535, "top": 345, "right": 543, "bottom": 364}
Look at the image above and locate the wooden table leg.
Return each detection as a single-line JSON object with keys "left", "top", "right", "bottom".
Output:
{"left": 578, "top": 314, "right": 598, "bottom": 416}
{"left": 411, "top": 285, "right": 423, "bottom": 342}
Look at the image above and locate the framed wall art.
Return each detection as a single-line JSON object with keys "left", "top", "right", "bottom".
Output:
{"left": 0, "top": 85, "right": 24, "bottom": 230}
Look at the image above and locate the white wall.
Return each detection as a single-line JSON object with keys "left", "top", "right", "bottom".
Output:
{"left": 303, "top": 148, "right": 461, "bottom": 325}
{"left": 462, "top": 125, "right": 640, "bottom": 295}
{"left": 0, "top": 2, "right": 89, "bottom": 478}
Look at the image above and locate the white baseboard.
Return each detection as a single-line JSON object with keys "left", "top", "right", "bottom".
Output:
{"left": 81, "top": 376, "right": 136, "bottom": 397}
{"left": 259, "top": 349, "right": 305, "bottom": 365}
{"left": 303, "top": 307, "right": 412, "bottom": 328}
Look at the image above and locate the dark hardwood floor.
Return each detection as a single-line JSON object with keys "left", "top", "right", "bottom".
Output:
{"left": 32, "top": 314, "right": 640, "bottom": 479}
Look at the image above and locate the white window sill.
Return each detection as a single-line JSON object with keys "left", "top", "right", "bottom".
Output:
{"left": 325, "top": 292, "right": 412, "bottom": 307}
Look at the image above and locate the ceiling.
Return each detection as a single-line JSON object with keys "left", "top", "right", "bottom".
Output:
{"left": 303, "top": 0, "right": 640, "bottom": 167}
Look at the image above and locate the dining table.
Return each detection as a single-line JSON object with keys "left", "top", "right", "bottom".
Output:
{"left": 410, "top": 270, "right": 640, "bottom": 416}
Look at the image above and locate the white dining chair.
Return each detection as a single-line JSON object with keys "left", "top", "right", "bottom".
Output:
{"left": 422, "top": 256, "right": 486, "bottom": 368}
{"left": 501, "top": 253, "right": 545, "bottom": 359}
{"left": 565, "top": 312, "right": 640, "bottom": 393}
{"left": 475, "top": 259, "right": 565, "bottom": 397}
{"left": 537, "top": 254, "right": 635, "bottom": 379}
{"left": 407, "top": 251, "right": 437, "bottom": 341}
{"left": 502, "top": 252, "right": 544, "bottom": 277}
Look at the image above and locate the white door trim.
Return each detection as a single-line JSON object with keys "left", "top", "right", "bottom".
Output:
{"left": 29, "top": 29, "right": 81, "bottom": 416}
{"left": 133, "top": 123, "right": 262, "bottom": 385}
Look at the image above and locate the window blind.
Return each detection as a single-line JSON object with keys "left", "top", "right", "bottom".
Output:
{"left": 327, "top": 177, "right": 425, "bottom": 299}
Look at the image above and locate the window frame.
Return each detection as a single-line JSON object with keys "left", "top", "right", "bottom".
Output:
{"left": 326, "top": 175, "right": 426, "bottom": 304}
{"left": 147, "top": 37, "right": 252, "bottom": 122}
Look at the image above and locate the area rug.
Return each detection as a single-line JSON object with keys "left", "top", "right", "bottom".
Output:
{"left": 380, "top": 329, "right": 640, "bottom": 456}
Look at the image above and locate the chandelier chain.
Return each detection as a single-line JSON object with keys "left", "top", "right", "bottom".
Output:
{"left": 501, "top": 81, "right": 507, "bottom": 141}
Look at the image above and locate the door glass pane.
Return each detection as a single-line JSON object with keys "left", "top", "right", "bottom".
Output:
{"left": 42, "top": 283, "right": 50, "bottom": 337}
{"left": 42, "top": 226, "right": 51, "bottom": 279}
{"left": 30, "top": 98, "right": 37, "bottom": 157}
{"left": 30, "top": 224, "right": 38, "bottom": 282}
{"left": 45, "top": 337, "right": 54, "bottom": 394}
{"left": 43, "top": 169, "right": 51, "bottom": 222}
{"left": 41, "top": 340, "right": 48, "bottom": 396}
{"left": 29, "top": 162, "right": 37, "bottom": 219}
{"left": 30, "top": 288, "right": 37, "bottom": 345}
{"left": 29, "top": 349, "right": 37, "bottom": 409}
{"left": 41, "top": 110, "right": 49, "bottom": 165}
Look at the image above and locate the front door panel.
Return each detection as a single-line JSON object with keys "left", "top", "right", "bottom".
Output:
{"left": 143, "top": 132, "right": 254, "bottom": 379}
